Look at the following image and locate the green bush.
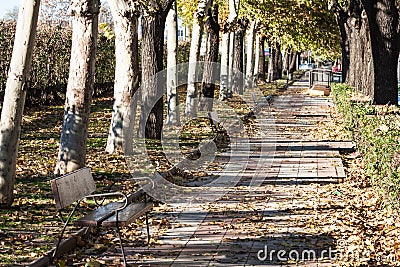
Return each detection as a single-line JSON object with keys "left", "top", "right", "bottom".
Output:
{"left": 0, "top": 21, "right": 115, "bottom": 106}
{"left": 332, "top": 83, "right": 400, "bottom": 206}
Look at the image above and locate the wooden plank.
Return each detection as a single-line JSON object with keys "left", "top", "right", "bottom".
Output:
{"left": 51, "top": 167, "right": 96, "bottom": 210}
{"left": 74, "top": 201, "right": 124, "bottom": 227}
{"left": 102, "top": 202, "right": 153, "bottom": 228}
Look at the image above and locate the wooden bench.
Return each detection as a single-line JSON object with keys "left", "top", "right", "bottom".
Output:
{"left": 251, "top": 92, "right": 272, "bottom": 112}
{"left": 50, "top": 167, "right": 153, "bottom": 266}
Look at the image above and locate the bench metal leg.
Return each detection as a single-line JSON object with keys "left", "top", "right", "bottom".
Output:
{"left": 144, "top": 194, "right": 151, "bottom": 245}
{"left": 145, "top": 211, "right": 150, "bottom": 245}
{"left": 115, "top": 212, "right": 127, "bottom": 267}
{"left": 52, "top": 203, "right": 81, "bottom": 263}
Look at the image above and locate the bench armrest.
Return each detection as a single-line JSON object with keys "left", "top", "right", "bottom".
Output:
{"left": 79, "top": 191, "right": 128, "bottom": 213}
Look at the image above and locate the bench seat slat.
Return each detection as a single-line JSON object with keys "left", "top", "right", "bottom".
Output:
{"left": 73, "top": 201, "right": 124, "bottom": 227}
{"left": 102, "top": 202, "right": 153, "bottom": 228}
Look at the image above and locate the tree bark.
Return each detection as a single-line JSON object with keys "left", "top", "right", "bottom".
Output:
{"left": 267, "top": 45, "right": 274, "bottom": 82}
{"left": 288, "top": 51, "right": 299, "bottom": 74}
{"left": 269, "top": 42, "right": 282, "bottom": 81}
{"left": 282, "top": 49, "right": 289, "bottom": 76}
{"left": 227, "top": 32, "right": 235, "bottom": 97}
{"left": 139, "top": 0, "right": 173, "bottom": 139}
{"left": 277, "top": 45, "right": 283, "bottom": 79}
{"left": 185, "top": 0, "right": 211, "bottom": 116}
{"left": 253, "top": 33, "right": 260, "bottom": 85}
{"left": 106, "top": 0, "right": 139, "bottom": 153}
{"left": 346, "top": 1, "right": 374, "bottom": 98}
{"left": 257, "top": 36, "right": 266, "bottom": 82}
{"left": 0, "top": 0, "right": 41, "bottom": 207}
{"left": 199, "top": 4, "right": 219, "bottom": 111}
{"left": 363, "top": 0, "right": 399, "bottom": 105}
{"left": 54, "top": 0, "right": 99, "bottom": 175}
{"left": 232, "top": 18, "right": 248, "bottom": 94}
{"left": 329, "top": 0, "right": 351, "bottom": 82}
{"left": 166, "top": 1, "right": 180, "bottom": 125}
{"left": 219, "top": 0, "right": 239, "bottom": 100}
{"left": 219, "top": 32, "right": 230, "bottom": 100}
{"left": 245, "top": 20, "right": 256, "bottom": 87}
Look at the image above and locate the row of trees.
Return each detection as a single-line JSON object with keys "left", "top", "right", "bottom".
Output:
{"left": 0, "top": 0, "right": 339, "bottom": 208}
{"left": 0, "top": 0, "right": 397, "bottom": 207}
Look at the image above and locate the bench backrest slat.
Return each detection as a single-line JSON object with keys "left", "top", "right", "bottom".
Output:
{"left": 51, "top": 167, "right": 96, "bottom": 210}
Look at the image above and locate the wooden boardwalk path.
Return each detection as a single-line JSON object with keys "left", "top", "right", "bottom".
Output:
{"left": 97, "top": 78, "right": 353, "bottom": 266}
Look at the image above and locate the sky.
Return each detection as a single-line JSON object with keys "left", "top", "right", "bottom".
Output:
{"left": 0, "top": 0, "right": 21, "bottom": 18}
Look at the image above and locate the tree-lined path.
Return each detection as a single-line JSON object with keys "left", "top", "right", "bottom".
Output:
{"left": 2, "top": 0, "right": 400, "bottom": 265}
{"left": 87, "top": 77, "right": 353, "bottom": 266}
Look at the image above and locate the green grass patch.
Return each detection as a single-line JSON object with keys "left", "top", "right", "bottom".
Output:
{"left": 331, "top": 83, "right": 400, "bottom": 207}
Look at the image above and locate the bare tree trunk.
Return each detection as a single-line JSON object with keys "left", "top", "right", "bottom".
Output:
{"left": 267, "top": 45, "right": 274, "bottom": 82}
{"left": 277, "top": 44, "right": 283, "bottom": 79}
{"left": 185, "top": 0, "right": 211, "bottom": 116}
{"left": 329, "top": 0, "right": 350, "bottom": 83}
{"left": 55, "top": 0, "right": 99, "bottom": 175}
{"left": 363, "top": 0, "right": 399, "bottom": 105}
{"left": 245, "top": 20, "right": 256, "bottom": 87}
{"left": 270, "top": 42, "right": 282, "bottom": 81}
{"left": 199, "top": 4, "right": 219, "bottom": 111}
{"left": 219, "top": 32, "right": 230, "bottom": 100}
{"left": 289, "top": 52, "right": 299, "bottom": 74}
{"left": 232, "top": 18, "right": 248, "bottom": 94}
{"left": 0, "top": 0, "right": 41, "bottom": 208}
{"left": 257, "top": 36, "right": 266, "bottom": 83}
{"left": 347, "top": 2, "right": 374, "bottom": 98}
{"left": 227, "top": 32, "right": 235, "bottom": 97}
{"left": 106, "top": 0, "right": 139, "bottom": 153}
{"left": 139, "top": 0, "right": 173, "bottom": 139}
{"left": 166, "top": 1, "right": 180, "bottom": 125}
{"left": 282, "top": 49, "right": 290, "bottom": 76}
{"left": 253, "top": 33, "right": 260, "bottom": 85}
{"left": 219, "top": 0, "right": 239, "bottom": 100}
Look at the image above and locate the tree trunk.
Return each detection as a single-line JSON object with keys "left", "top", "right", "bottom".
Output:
{"left": 245, "top": 20, "right": 256, "bottom": 87}
{"left": 219, "top": 0, "right": 238, "bottom": 100}
{"left": 267, "top": 45, "right": 274, "bottom": 82}
{"left": 185, "top": 0, "right": 211, "bottom": 116}
{"left": 277, "top": 44, "right": 283, "bottom": 79}
{"left": 257, "top": 36, "right": 266, "bottom": 82}
{"left": 54, "top": 0, "right": 99, "bottom": 175}
{"left": 199, "top": 4, "right": 219, "bottom": 111}
{"left": 232, "top": 18, "right": 248, "bottom": 94}
{"left": 282, "top": 49, "right": 289, "bottom": 76}
{"left": 288, "top": 51, "right": 299, "bottom": 74}
{"left": 106, "top": 0, "right": 139, "bottom": 153}
{"left": 329, "top": 0, "right": 350, "bottom": 82}
{"left": 0, "top": 0, "right": 41, "bottom": 208}
{"left": 363, "top": 0, "right": 399, "bottom": 105}
{"left": 227, "top": 32, "right": 235, "bottom": 97}
{"left": 139, "top": 0, "right": 173, "bottom": 139}
{"left": 269, "top": 42, "right": 282, "bottom": 81}
{"left": 338, "top": 16, "right": 350, "bottom": 82}
{"left": 347, "top": 2, "right": 374, "bottom": 98}
{"left": 219, "top": 32, "right": 230, "bottom": 100}
{"left": 253, "top": 33, "right": 260, "bottom": 85}
{"left": 166, "top": 1, "right": 180, "bottom": 125}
